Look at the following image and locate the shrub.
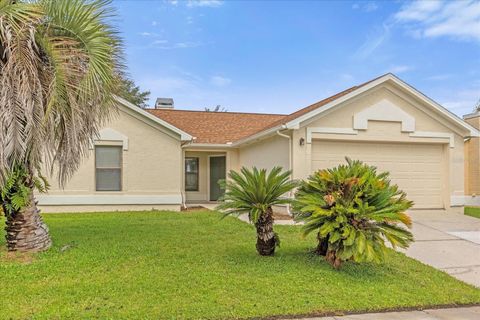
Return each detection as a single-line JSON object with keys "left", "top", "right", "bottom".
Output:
{"left": 293, "top": 158, "right": 414, "bottom": 269}
{"left": 216, "top": 167, "right": 297, "bottom": 256}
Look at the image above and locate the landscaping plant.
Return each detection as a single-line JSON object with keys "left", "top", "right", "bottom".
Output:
{"left": 293, "top": 158, "right": 414, "bottom": 269}
{"left": 0, "top": 0, "right": 122, "bottom": 252}
{"left": 217, "top": 167, "right": 297, "bottom": 256}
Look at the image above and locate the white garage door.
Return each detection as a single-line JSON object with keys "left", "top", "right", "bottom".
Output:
{"left": 311, "top": 140, "right": 445, "bottom": 209}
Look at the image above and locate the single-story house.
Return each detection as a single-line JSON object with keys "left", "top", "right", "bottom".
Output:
{"left": 37, "top": 73, "right": 480, "bottom": 213}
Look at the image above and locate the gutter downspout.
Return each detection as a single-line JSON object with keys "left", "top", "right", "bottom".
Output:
{"left": 276, "top": 127, "right": 293, "bottom": 216}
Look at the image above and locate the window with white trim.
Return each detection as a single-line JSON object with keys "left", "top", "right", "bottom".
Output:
{"left": 95, "top": 146, "right": 122, "bottom": 191}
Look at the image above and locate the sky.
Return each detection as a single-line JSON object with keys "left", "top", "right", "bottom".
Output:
{"left": 112, "top": 0, "right": 480, "bottom": 116}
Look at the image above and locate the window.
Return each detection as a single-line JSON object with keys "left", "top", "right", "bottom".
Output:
{"left": 185, "top": 157, "right": 199, "bottom": 191}
{"left": 95, "top": 146, "right": 122, "bottom": 191}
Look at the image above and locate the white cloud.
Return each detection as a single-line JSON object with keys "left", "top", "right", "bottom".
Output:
{"left": 152, "top": 39, "right": 168, "bottom": 45}
{"left": 353, "top": 23, "right": 390, "bottom": 59}
{"left": 138, "top": 70, "right": 233, "bottom": 109}
{"left": 340, "top": 73, "right": 355, "bottom": 82}
{"left": 395, "top": 0, "right": 443, "bottom": 21}
{"left": 151, "top": 41, "right": 202, "bottom": 49}
{"left": 352, "top": 1, "right": 378, "bottom": 13}
{"left": 142, "top": 77, "right": 191, "bottom": 93}
{"left": 395, "top": 0, "right": 480, "bottom": 42}
{"left": 151, "top": 21, "right": 158, "bottom": 26}
{"left": 140, "top": 32, "right": 156, "bottom": 37}
{"left": 210, "top": 75, "right": 231, "bottom": 87}
{"left": 186, "top": 0, "right": 223, "bottom": 8}
{"left": 175, "top": 41, "right": 202, "bottom": 48}
{"left": 364, "top": 2, "right": 378, "bottom": 12}
{"left": 425, "top": 74, "right": 452, "bottom": 81}
{"left": 389, "top": 65, "right": 413, "bottom": 74}
{"left": 441, "top": 84, "right": 480, "bottom": 115}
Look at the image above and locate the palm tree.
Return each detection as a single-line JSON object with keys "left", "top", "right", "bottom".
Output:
{"left": 216, "top": 167, "right": 297, "bottom": 256}
{"left": 293, "top": 158, "right": 413, "bottom": 269}
{"left": 0, "top": 0, "right": 122, "bottom": 252}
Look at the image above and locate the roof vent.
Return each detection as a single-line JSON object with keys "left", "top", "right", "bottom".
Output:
{"left": 155, "top": 98, "right": 174, "bottom": 109}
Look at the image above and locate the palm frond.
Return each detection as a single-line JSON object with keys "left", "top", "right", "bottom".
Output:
{"left": 216, "top": 166, "right": 297, "bottom": 224}
{"left": 292, "top": 158, "right": 414, "bottom": 268}
{"left": 0, "top": 0, "right": 123, "bottom": 186}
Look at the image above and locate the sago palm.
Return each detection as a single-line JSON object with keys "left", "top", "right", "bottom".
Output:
{"left": 216, "top": 167, "right": 297, "bottom": 256}
{"left": 293, "top": 158, "right": 414, "bottom": 269}
{"left": 0, "top": 0, "right": 122, "bottom": 252}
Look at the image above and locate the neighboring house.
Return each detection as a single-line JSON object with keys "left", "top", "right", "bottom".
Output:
{"left": 37, "top": 74, "right": 480, "bottom": 213}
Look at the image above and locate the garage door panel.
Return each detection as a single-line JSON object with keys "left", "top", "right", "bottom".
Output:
{"left": 311, "top": 140, "right": 445, "bottom": 209}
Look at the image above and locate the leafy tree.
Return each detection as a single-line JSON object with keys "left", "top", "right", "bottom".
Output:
{"left": 293, "top": 158, "right": 414, "bottom": 269}
{"left": 117, "top": 75, "right": 150, "bottom": 108}
{"left": 205, "top": 105, "right": 227, "bottom": 112}
{"left": 216, "top": 167, "right": 297, "bottom": 256}
{"left": 0, "top": 0, "right": 122, "bottom": 252}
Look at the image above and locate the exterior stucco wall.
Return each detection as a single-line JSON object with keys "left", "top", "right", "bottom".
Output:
{"left": 36, "top": 81, "right": 472, "bottom": 212}
{"left": 38, "top": 106, "right": 183, "bottom": 212}
{"left": 291, "top": 84, "right": 467, "bottom": 209}
{"left": 238, "top": 135, "right": 290, "bottom": 171}
{"left": 464, "top": 115, "right": 480, "bottom": 196}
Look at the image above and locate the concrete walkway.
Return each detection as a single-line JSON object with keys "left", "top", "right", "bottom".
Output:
{"left": 406, "top": 211, "right": 480, "bottom": 287}
{"left": 291, "top": 306, "right": 480, "bottom": 320}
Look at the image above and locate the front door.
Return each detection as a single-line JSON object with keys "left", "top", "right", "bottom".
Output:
{"left": 209, "top": 156, "right": 226, "bottom": 201}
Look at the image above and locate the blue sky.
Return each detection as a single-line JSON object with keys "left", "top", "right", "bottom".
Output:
{"left": 113, "top": 0, "right": 480, "bottom": 116}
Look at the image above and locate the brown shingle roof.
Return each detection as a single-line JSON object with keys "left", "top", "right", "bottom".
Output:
{"left": 146, "top": 75, "right": 387, "bottom": 144}
{"left": 146, "top": 109, "right": 286, "bottom": 144}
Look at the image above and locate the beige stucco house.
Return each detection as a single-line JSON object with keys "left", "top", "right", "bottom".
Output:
{"left": 37, "top": 74, "right": 480, "bottom": 213}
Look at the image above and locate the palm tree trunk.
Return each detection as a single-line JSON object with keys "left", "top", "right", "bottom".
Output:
{"left": 315, "top": 232, "right": 329, "bottom": 256}
{"left": 326, "top": 249, "right": 342, "bottom": 269}
{"left": 3, "top": 192, "right": 52, "bottom": 252}
{"left": 255, "top": 207, "right": 276, "bottom": 256}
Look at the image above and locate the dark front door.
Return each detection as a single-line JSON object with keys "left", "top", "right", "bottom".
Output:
{"left": 209, "top": 156, "right": 226, "bottom": 201}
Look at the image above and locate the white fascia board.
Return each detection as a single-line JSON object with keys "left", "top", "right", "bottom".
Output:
{"left": 114, "top": 96, "right": 193, "bottom": 141}
{"left": 183, "top": 143, "right": 233, "bottom": 149}
{"left": 231, "top": 125, "right": 286, "bottom": 147}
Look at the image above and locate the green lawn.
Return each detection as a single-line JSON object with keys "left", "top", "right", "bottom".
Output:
{"left": 465, "top": 206, "right": 480, "bottom": 219}
{"left": 1, "top": 211, "right": 479, "bottom": 320}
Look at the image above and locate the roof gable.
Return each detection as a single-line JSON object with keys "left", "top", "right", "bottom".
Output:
{"left": 115, "top": 96, "right": 193, "bottom": 141}
{"left": 234, "top": 73, "right": 479, "bottom": 145}
{"left": 285, "top": 74, "right": 478, "bottom": 134}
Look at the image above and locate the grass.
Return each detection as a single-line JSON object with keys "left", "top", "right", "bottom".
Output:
{"left": 1, "top": 211, "right": 479, "bottom": 320}
{"left": 465, "top": 206, "right": 480, "bottom": 219}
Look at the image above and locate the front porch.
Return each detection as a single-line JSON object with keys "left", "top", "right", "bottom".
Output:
{"left": 183, "top": 149, "right": 233, "bottom": 204}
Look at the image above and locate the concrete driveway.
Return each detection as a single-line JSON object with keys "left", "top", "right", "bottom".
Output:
{"left": 406, "top": 210, "right": 480, "bottom": 287}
